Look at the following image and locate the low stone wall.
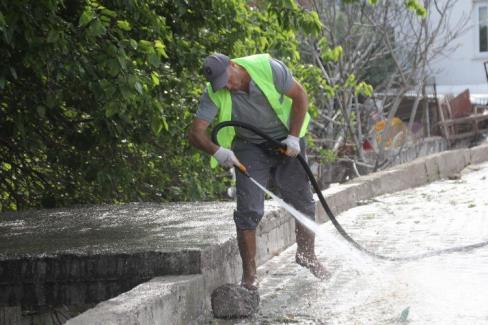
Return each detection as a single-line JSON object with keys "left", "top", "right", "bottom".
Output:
{"left": 312, "top": 136, "right": 448, "bottom": 186}
{"left": 380, "top": 136, "right": 448, "bottom": 167}
{"left": 66, "top": 142, "right": 488, "bottom": 324}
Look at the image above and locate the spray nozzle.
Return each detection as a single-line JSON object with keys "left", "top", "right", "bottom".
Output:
{"left": 235, "top": 163, "right": 250, "bottom": 178}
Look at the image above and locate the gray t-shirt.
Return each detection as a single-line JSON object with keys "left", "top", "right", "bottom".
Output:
{"left": 196, "top": 58, "right": 293, "bottom": 143}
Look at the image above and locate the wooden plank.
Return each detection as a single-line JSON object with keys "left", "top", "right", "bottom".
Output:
{"left": 439, "top": 114, "right": 488, "bottom": 126}
{"left": 445, "top": 131, "right": 477, "bottom": 141}
{"left": 437, "top": 98, "right": 451, "bottom": 139}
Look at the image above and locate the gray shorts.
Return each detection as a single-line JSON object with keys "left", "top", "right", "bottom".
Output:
{"left": 232, "top": 138, "right": 316, "bottom": 230}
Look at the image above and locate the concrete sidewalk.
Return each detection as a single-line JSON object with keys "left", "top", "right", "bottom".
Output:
{"left": 218, "top": 161, "right": 488, "bottom": 324}
{"left": 1, "top": 142, "right": 488, "bottom": 324}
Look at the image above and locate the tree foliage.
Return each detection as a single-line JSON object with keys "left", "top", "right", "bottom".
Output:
{"left": 0, "top": 0, "right": 429, "bottom": 211}
{"left": 0, "top": 0, "right": 321, "bottom": 211}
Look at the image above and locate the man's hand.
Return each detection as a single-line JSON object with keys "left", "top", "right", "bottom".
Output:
{"left": 213, "top": 147, "right": 241, "bottom": 168}
{"left": 281, "top": 135, "right": 300, "bottom": 157}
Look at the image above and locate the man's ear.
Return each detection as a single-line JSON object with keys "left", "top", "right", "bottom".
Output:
{"left": 227, "top": 62, "right": 237, "bottom": 76}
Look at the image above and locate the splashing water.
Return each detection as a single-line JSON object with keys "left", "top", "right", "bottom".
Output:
{"left": 249, "top": 177, "right": 320, "bottom": 233}
{"left": 248, "top": 176, "right": 380, "bottom": 271}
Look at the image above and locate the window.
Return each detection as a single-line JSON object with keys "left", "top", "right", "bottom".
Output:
{"left": 479, "top": 5, "right": 488, "bottom": 53}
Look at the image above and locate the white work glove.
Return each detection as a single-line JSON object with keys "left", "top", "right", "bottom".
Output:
{"left": 281, "top": 135, "right": 301, "bottom": 157}
{"left": 213, "top": 147, "right": 241, "bottom": 168}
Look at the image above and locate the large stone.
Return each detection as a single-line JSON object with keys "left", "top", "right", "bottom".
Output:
{"left": 211, "top": 284, "right": 259, "bottom": 318}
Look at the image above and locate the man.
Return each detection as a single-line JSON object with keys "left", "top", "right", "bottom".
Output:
{"left": 188, "top": 53, "right": 329, "bottom": 290}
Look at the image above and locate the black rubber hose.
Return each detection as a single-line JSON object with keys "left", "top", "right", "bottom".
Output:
{"left": 211, "top": 121, "right": 488, "bottom": 261}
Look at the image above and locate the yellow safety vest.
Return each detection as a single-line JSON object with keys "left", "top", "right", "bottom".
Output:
{"left": 207, "top": 53, "right": 310, "bottom": 167}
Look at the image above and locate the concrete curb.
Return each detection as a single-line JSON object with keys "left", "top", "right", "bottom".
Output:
{"left": 67, "top": 275, "right": 206, "bottom": 325}
{"left": 68, "top": 143, "right": 488, "bottom": 324}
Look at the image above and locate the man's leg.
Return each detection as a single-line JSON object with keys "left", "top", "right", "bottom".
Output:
{"left": 273, "top": 139, "right": 330, "bottom": 280}
{"left": 236, "top": 228, "right": 257, "bottom": 290}
{"left": 233, "top": 140, "right": 272, "bottom": 290}
{"left": 295, "top": 222, "right": 329, "bottom": 280}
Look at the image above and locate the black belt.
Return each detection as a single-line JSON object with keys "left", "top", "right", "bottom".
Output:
{"left": 256, "top": 137, "right": 286, "bottom": 157}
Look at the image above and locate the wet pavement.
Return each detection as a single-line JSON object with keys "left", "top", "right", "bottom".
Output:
{"left": 0, "top": 201, "right": 247, "bottom": 308}
{"left": 210, "top": 161, "right": 488, "bottom": 324}
{"left": 0, "top": 202, "right": 240, "bottom": 256}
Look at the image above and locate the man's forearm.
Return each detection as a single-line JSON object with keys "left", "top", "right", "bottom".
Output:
{"left": 188, "top": 119, "right": 219, "bottom": 155}
{"left": 289, "top": 97, "right": 307, "bottom": 137}
{"left": 287, "top": 80, "right": 308, "bottom": 137}
{"left": 189, "top": 131, "right": 219, "bottom": 155}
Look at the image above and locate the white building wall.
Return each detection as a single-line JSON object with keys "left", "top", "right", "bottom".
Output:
{"left": 428, "top": 0, "right": 488, "bottom": 99}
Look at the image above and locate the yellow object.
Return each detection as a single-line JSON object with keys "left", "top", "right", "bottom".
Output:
{"left": 373, "top": 117, "right": 407, "bottom": 147}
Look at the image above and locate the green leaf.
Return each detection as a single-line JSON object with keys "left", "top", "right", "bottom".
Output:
{"left": 129, "top": 39, "right": 138, "bottom": 49}
{"left": 355, "top": 81, "right": 373, "bottom": 97}
{"left": 1, "top": 162, "right": 12, "bottom": 171}
{"left": 101, "top": 81, "right": 117, "bottom": 97}
{"left": 9, "top": 67, "right": 17, "bottom": 80}
{"left": 151, "top": 116, "right": 163, "bottom": 135}
{"left": 79, "top": 7, "right": 94, "bottom": 27}
{"left": 301, "top": 11, "right": 322, "bottom": 36}
{"left": 404, "top": 0, "right": 427, "bottom": 17}
{"left": 151, "top": 71, "right": 160, "bottom": 86}
{"left": 101, "top": 8, "right": 117, "bottom": 18}
{"left": 147, "top": 53, "right": 161, "bottom": 67}
{"left": 116, "top": 20, "right": 131, "bottom": 31}
{"left": 88, "top": 19, "right": 107, "bottom": 37}
{"left": 162, "top": 117, "right": 168, "bottom": 130}
{"left": 120, "top": 85, "right": 132, "bottom": 100}
{"left": 0, "top": 12, "right": 6, "bottom": 30}
{"left": 104, "top": 102, "right": 118, "bottom": 117}
{"left": 323, "top": 84, "right": 336, "bottom": 97}
{"left": 332, "top": 46, "right": 343, "bottom": 60}
{"left": 107, "top": 59, "right": 120, "bottom": 76}
{"left": 344, "top": 74, "right": 356, "bottom": 88}
{"left": 100, "top": 15, "right": 112, "bottom": 24}
{"left": 134, "top": 81, "right": 143, "bottom": 95}
{"left": 117, "top": 54, "right": 127, "bottom": 70}
{"left": 154, "top": 40, "right": 168, "bottom": 58}
{"left": 138, "top": 40, "right": 154, "bottom": 53}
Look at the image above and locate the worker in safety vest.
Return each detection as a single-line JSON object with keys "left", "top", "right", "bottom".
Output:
{"left": 188, "top": 53, "right": 329, "bottom": 290}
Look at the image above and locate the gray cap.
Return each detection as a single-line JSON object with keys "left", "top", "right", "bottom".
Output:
{"left": 203, "top": 53, "right": 230, "bottom": 92}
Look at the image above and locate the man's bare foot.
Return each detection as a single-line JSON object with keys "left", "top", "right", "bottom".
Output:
{"left": 240, "top": 276, "right": 259, "bottom": 291}
{"left": 295, "top": 252, "right": 331, "bottom": 280}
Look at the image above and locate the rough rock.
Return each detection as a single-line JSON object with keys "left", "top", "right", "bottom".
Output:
{"left": 211, "top": 283, "right": 260, "bottom": 318}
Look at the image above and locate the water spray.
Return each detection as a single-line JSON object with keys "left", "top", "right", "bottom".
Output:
{"left": 211, "top": 121, "right": 488, "bottom": 262}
